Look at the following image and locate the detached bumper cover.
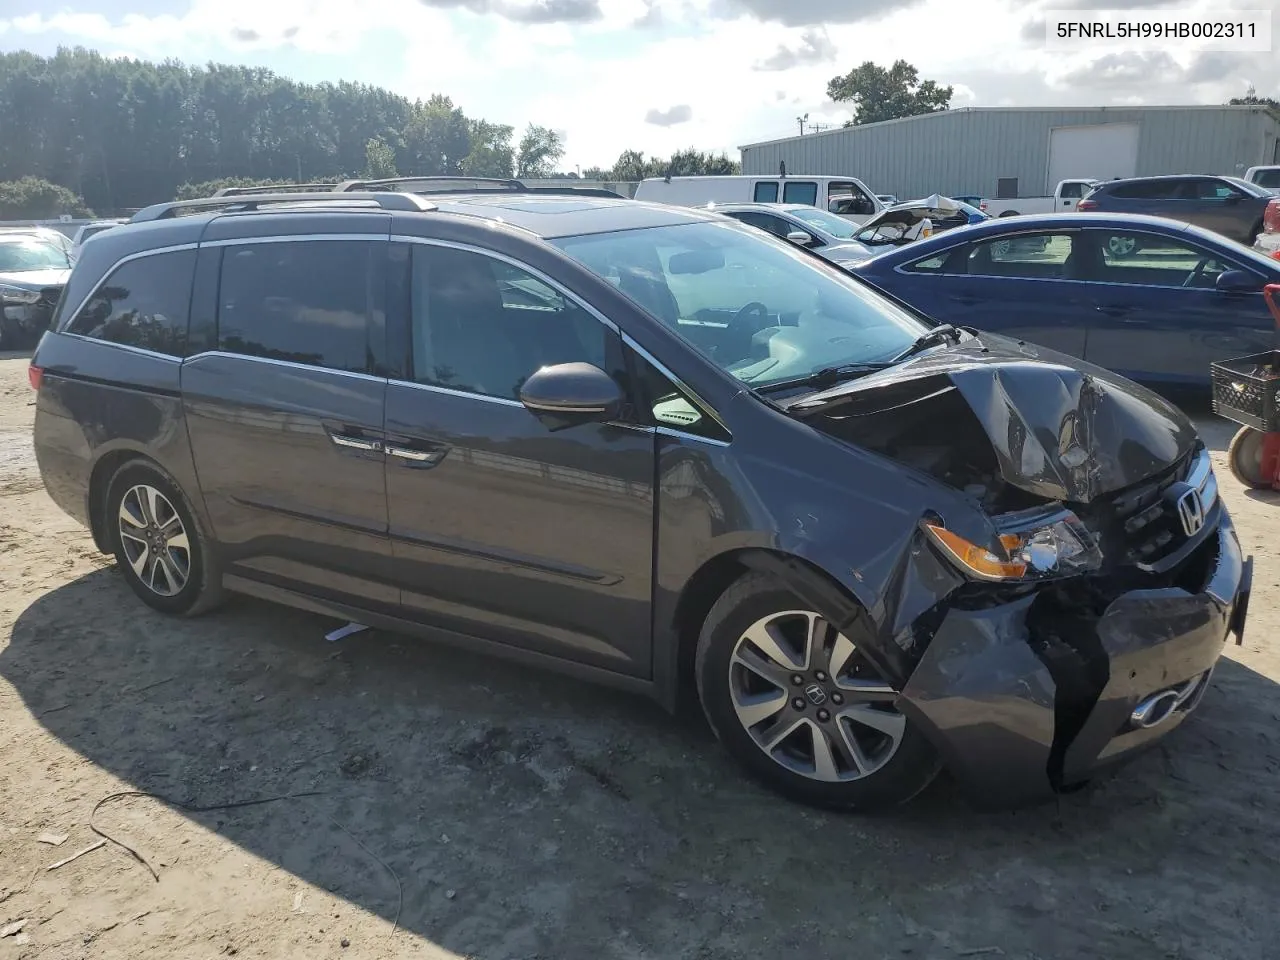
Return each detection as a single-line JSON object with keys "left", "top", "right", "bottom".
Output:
{"left": 898, "top": 517, "right": 1248, "bottom": 808}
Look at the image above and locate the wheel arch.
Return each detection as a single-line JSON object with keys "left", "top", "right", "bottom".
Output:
{"left": 87, "top": 447, "right": 166, "bottom": 554}
{"left": 666, "top": 546, "right": 892, "bottom": 712}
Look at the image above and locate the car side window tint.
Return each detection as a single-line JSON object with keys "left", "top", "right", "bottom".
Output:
{"left": 1059, "top": 182, "right": 1086, "bottom": 199}
{"left": 410, "top": 245, "right": 607, "bottom": 401}
{"left": 967, "top": 234, "right": 1075, "bottom": 279}
{"left": 630, "top": 349, "right": 730, "bottom": 443}
{"left": 1188, "top": 180, "right": 1242, "bottom": 200}
{"left": 731, "top": 212, "right": 789, "bottom": 239}
{"left": 904, "top": 253, "right": 952, "bottom": 273}
{"left": 1092, "top": 232, "right": 1233, "bottom": 287}
{"left": 217, "top": 240, "right": 376, "bottom": 372}
{"left": 66, "top": 249, "right": 196, "bottom": 357}
{"left": 753, "top": 182, "right": 779, "bottom": 203}
{"left": 782, "top": 181, "right": 818, "bottom": 206}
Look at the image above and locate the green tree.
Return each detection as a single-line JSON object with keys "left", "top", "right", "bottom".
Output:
{"left": 0, "top": 176, "right": 93, "bottom": 219}
{"left": 461, "top": 120, "right": 515, "bottom": 178}
{"left": 405, "top": 94, "right": 472, "bottom": 175}
{"left": 515, "top": 124, "right": 565, "bottom": 178}
{"left": 1229, "top": 85, "right": 1280, "bottom": 119}
{"left": 175, "top": 176, "right": 298, "bottom": 200}
{"left": 364, "top": 136, "right": 398, "bottom": 178}
{"left": 827, "top": 59, "right": 952, "bottom": 126}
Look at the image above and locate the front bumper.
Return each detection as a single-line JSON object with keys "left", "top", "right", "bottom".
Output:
{"left": 898, "top": 515, "right": 1249, "bottom": 808}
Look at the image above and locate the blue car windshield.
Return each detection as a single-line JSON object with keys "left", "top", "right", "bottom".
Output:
{"left": 553, "top": 221, "right": 928, "bottom": 388}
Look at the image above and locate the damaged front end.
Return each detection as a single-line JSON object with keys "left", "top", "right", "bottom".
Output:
{"left": 786, "top": 339, "right": 1252, "bottom": 806}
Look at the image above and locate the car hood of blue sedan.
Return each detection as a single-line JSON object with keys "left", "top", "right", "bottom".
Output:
{"left": 784, "top": 332, "right": 1198, "bottom": 506}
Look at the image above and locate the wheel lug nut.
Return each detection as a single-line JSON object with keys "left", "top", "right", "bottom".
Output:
{"left": 817, "top": 709, "right": 830, "bottom": 722}
{"left": 831, "top": 692, "right": 844, "bottom": 704}
{"left": 791, "top": 675, "right": 804, "bottom": 686}
{"left": 792, "top": 697, "right": 805, "bottom": 710}
{"left": 815, "top": 671, "right": 827, "bottom": 682}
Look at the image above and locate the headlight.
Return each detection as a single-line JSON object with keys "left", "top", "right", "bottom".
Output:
{"left": 923, "top": 509, "right": 1100, "bottom": 581}
{"left": 0, "top": 284, "right": 40, "bottom": 305}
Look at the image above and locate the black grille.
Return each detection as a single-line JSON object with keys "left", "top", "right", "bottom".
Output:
{"left": 1085, "top": 451, "right": 1195, "bottom": 566}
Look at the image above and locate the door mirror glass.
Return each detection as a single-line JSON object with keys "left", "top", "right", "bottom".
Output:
{"left": 1216, "top": 269, "right": 1257, "bottom": 293}
{"left": 518, "top": 362, "right": 623, "bottom": 431}
{"left": 785, "top": 230, "right": 814, "bottom": 246}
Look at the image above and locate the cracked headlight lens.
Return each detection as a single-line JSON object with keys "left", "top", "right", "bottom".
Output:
{"left": 923, "top": 510, "right": 1101, "bottom": 581}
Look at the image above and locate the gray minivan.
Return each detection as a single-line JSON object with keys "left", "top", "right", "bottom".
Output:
{"left": 29, "top": 186, "right": 1250, "bottom": 811}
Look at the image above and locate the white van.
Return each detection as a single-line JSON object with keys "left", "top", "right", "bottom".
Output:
{"left": 634, "top": 175, "right": 885, "bottom": 223}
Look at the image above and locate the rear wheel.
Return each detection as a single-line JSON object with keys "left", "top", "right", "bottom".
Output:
{"left": 1228, "top": 426, "right": 1272, "bottom": 489}
{"left": 107, "top": 461, "right": 223, "bottom": 616}
{"left": 695, "top": 573, "right": 940, "bottom": 811}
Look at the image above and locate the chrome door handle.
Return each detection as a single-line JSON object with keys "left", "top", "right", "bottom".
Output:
{"left": 386, "top": 443, "right": 447, "bottom": 466}
{"left": 331, "top": 434, "right": 381, "bottom": 452}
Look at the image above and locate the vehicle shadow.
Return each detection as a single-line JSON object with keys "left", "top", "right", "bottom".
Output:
{"left": 4, "top": 569, "right": 1278, "bottom": 959}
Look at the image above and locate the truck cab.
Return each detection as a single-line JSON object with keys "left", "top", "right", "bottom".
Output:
{"left": 981, "top": 179, "right": 1101, "bottom": 218}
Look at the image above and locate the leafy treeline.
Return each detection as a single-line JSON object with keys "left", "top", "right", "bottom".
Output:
{"left": 0, "top": 47, "right": 740, "bottom": 215}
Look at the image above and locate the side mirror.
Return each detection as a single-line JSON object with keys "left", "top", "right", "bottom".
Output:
{"left": 786, "top": 230, "right": 814, "bottom": 246}
{"left": 1216, "top": 269, "right": 1256, "bottom": 293}
{"left": 518, "top": 362, "right": 623, "bottom": 431}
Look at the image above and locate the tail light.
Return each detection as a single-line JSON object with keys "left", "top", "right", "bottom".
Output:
{"left": 1076, "top": 199, "right": 1098, "bottom": 212}
{"left": 979, "top": 201, "right": 987, "bottom": 211}
{"left": 28, "top": 364, "right": 43, "bottom": 391}
{"left": 1263, "top": 198, "right": 1280, "bottom": 234}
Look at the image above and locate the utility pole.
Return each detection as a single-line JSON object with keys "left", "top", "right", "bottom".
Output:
{"left": 797, "top": 113, "right": 809, "bottom": 136}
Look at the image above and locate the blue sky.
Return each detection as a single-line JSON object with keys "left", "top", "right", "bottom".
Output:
{"left": 1, "top": 0, "right": 1275, "bottom": 170}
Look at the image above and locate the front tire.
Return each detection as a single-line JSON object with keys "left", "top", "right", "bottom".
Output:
{"left": 694, "top": 572, "right": 940, "bottom": 811}
{"left": 107, "top": 460, "right": 223, "bottom": 616}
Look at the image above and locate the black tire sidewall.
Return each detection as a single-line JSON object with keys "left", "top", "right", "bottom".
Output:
{"left": 106, "top": 461, "right": 212, "bottom": 616}
{"left": 1228, "top": 427, "right": 1269, "bottom": 489}
{"left": 695, "top": 574, "right": 940, "bottom": 811}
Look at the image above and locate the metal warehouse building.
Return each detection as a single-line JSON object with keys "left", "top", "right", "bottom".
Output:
{"left": 739, "top": 105, "right": 1280, "bottom": 201}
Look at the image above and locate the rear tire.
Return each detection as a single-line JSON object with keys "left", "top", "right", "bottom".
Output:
{"left": 694, "top": 572, "right": 940, "bottom": 811}
{"left": 1228, "top": 426, "right": 1271, "bottom": 489}
{"left": 106, "top": 460, "right": 224, "bottom": 616}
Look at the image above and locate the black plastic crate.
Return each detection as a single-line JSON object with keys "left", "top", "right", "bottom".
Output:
{"left": 1211, "top": 350, "right": 1280, "bottom": 432}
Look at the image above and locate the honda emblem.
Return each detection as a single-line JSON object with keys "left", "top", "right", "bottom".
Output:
{"left": 1177, "top": 488, "right": 1205, "bottom": 537}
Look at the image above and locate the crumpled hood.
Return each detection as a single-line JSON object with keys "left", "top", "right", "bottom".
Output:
{"left": 788, "top": 334, "right": 1197, "bottom": 504}
{"left": 0, "top": 268, "right": 70, "bottom": 291}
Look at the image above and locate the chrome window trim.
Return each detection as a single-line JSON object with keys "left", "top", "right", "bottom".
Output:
{"left": 59, "top": 332, "right": 183, "bottom": 363}
{"left": 390, "top": 377, "right": 523, "bottom": 407}
{"left": 200, "top": 233, "right": 391, "bottom": 248}
{"left": 61, "top": 242, "right": 199, "bottom": 334}
{"left": 183, "top": 351, "right": 388, "bottom": 384}
{"left": 655, "top": 426, "right": 731, "bottom": 448}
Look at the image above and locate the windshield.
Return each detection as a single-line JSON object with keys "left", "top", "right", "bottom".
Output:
{"left": 787, "top": 207, "right": 860, "bottom": 239}
{"left": 0, "top": 239, "right": 68, "bottom": 273}
{"left": 553, "top": 221, "right": 927, "bottom": 388}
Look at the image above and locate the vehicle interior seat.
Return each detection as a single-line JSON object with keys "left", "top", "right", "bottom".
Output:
{"left": 617, "top": 266, "right": 682, "bottom": 327}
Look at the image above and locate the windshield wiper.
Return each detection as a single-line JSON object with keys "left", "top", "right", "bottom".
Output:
{"left": 754, "top": 362, "right": 890, "bottom": 395}
{"left": 889, "top": 323, "right": 963, "bottom": 363}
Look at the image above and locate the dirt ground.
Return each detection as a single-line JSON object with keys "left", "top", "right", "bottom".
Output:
{"left": 1, "top": 352, "right": 1279, "bottom": 960}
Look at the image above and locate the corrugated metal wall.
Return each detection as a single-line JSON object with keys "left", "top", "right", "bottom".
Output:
{"left": 739, "top": 107, "right": 1280, "bottom": 200}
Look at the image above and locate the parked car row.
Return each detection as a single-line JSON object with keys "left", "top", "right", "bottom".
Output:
{"left": 29, "top": 182, "right": 1250, "bottom": 813}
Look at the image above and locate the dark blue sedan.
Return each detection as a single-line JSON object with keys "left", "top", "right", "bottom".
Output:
{"left": 851, "top": 212, "right": 1280, "bottom": 387}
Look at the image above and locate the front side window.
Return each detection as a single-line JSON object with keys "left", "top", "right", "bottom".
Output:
{"left": 0, "top": 239, "right": 69, "bottom": 273}
{"left": 1092, "top": 231, "right": 1233, "bottom": 287}
{"left": 66, "top": 249, "right": 196, "bottom": 356}
{"left": 753, "top": 182, "right": 779, "bottom": 203}
{"left": 1184, "top": 179, "right": 1243, "bottom": 201}
{"left": 553, "top": 221, "right": 927, "bottom": 390}
{"left": 728, "top": 211, "right": 790, "bottom": 239}
{"left": 217, "top": 240, "right": 376, "bottom": 373}
{"left": 782, "top": 181, "right": 818, "bottom": 206}
{"left": 410, "top": 245, "right": 607, "bottom": 401}
{"left": 967, "top": 233, "right": 1076, "bottom": 279}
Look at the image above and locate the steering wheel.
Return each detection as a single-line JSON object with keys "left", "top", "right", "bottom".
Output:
{"left": 730, "top": 301, "right": 770, "bottom": 332}
{"left": 1182, "top": 257, "right": 1210, "bottom": 288}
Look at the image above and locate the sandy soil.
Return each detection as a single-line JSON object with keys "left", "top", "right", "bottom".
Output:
{"left": 1, "top": 351, "right": 1278, "bottom": 960}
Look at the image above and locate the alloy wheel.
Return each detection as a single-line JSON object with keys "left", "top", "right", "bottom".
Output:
{"left": 728, "top": 610, "right": 906, "bottom": 782}
{"left": 117, "top": 483, "right": 191, "bottom": 597}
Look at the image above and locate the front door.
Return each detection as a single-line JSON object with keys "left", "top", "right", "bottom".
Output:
{"left": 1080, "top": 228, "right": 1273, "bottom": 386}
{"left": 181, "top": 229, "right": 396, "bottom": 609}
{"left": 383, "top": 242, "right": 657, "bottom": 677}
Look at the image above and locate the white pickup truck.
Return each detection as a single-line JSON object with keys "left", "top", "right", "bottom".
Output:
{"left": 980, "top": 179, "right": 1101, "bottom": 217}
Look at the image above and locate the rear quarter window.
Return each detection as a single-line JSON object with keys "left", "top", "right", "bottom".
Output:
{"left": 64, "top": 249, "right": 197, "bottom": 357}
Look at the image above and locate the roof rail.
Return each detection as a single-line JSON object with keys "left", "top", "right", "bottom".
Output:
{"left": 212, "top": 183, "right": 340, "bottom": 197}
{"left": 335, "top": 176, "right": 527, "bottom": 193}
{"left": 129, "top": 191, "right": 437, "bottom": 222}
